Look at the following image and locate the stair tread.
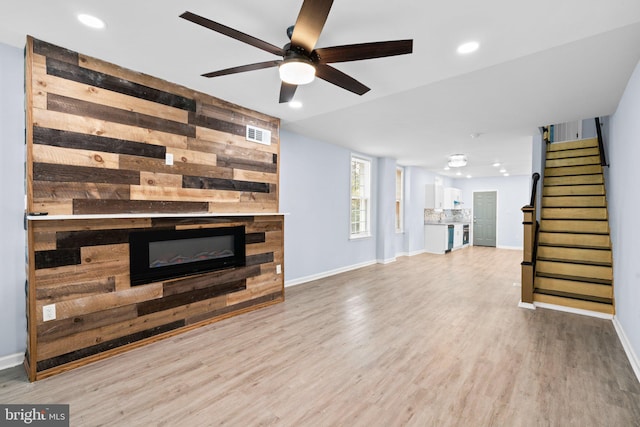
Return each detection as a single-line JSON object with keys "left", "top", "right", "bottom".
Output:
{"left": 538, "top": 242, "right": 611, "bottom": 250}
{"left": 536, "top": 272, "right": 612, "bottom": 285}
{"left": 537, "top": 257, "right": 612, "bottom": 267}
{"left": 533, "top": 288, "right": 612, "bottom": 305}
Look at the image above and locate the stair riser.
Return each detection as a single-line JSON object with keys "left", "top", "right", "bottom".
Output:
{"left": 535, "top": 277, "right": 613, "bottom": 299}
{"left": 539, "top": 220, "right": 609, "bottom": 234}
{"left": 537, "top": 246, "right": 612, "bottom": 264}
{"left": 542, "top": 208, "right": 608, "bottom": 220}
{"left": 546, "top": 147, "right": 600, "bottom": 159}
{"left": 543, "top": 185, "right": 605, "bottom": 196}
{"left": 547, "top": 138, "right": 598, "bottom": 151}
{"left": 545, "top": 165, "right": 603, "bottom": 176}
{"left": 545, "top": 175, "right": 603, "bottom": 186}
{"left": 536, "top": 261, "right": 612, "bottom": 281}
{"left": 533, "top": 293, "right": 614, "bottom": 314}
{"left": 546, "top": 156, "right": 601, "bottom": 168}
{"left": 538, "top": 233, "right": 610, "bottom": 248}
{"left": 542, "top": 196, "right": 607, "bottom": 207}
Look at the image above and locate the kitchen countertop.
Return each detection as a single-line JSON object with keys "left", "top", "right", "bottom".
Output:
{"left": 425, "top": 221, "right": 470, "bottom": 225}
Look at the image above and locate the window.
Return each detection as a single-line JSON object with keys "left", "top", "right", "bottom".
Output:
{"left": 395, "top": 167, "right": 404, "bottom": 232}
{"left": 350, "top": 156, "right": 371, "bottom": 238}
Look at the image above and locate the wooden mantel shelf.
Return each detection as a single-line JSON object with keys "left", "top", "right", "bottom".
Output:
{"left": 26, "top": 212, "right": 289, "bottom": 221}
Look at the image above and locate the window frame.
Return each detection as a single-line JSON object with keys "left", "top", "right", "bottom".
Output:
{"left": 395, "top": 166, "right": 404, "bottom": 233}
{"left": 350, "top": 155, "right": 372, "bottom": 239}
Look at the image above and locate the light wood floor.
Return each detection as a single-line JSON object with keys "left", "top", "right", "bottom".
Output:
{"left": 2, "top": 247, "right": 639, "bottom": 426}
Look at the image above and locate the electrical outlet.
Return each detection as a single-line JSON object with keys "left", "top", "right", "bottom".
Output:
{"left": 276, "top": 264, "right": 282, "bottom": 275}
{"left": 43, "top": 304, "right": 56, "bottom": 322}
{"left": 165, "top": 153, "right": 174, "bottom": 165}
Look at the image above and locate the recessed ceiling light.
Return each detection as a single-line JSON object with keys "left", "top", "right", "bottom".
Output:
{"left": 466, "top": 175, "right": 472, "bottom": 179}
{"left": 456, "top": 171, "right": 462, "bottom": 176}
{"left": 457, "top": 41, "right": 479, "bottom": 54}
{"left": 289, "top": 100, "right": 303, "bottom": 109}
{"left": 499, "top": 168, "right": 506, "bottom": 173}
{"left": 492, "top": 162, "right": 501, "bottom": 167}
{"left": 444, "top": 166, "right": 450, "bottom": 171}
{"left": 503, "top": 173, "right": 510, "bottom": 177}
{"left": 78, "top": 13, "right": 106, "bottom": 29}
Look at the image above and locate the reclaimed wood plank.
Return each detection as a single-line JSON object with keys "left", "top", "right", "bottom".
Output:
{"left": 34, "top": 259, "right": 129, "bottom": 288}
{"left": 35, "top": 249, "right": 81, "bottom": 269}
{"left": 35, "top": 73, "right": 190, "bottom": 123}
{"left": 32, "top": 218, "right": 151, "bottom": 233}
{"left": 137, "top": 281, "right": 246, "bottom": 316}
{"left": 80, "top": 244, "right": 128, "bottom": 264}
{"left": 33, "top": 162, "right": 139, "bottom": 185}
{"left": 163, "top": 265, "right": 262, "bottom": 297}
{"left": 31, "top": 53, "right": 48, "bottom": 110}
{"left": 31, "top": 200, "right": 74, "bottom": 215}
{"left": 38, "top": 305, "right": 138, "bottom": 343}
{"left": 195, "top": 127, "right": 278, "bottom": 154}
{"left": 188, "top": 112, "right": 245, "bottom": 137}
{"left": 47, "top": 93, "right": 196, "bottom": 138}
{"left": 246, "top": 252, "right": 274, "bottom": 266}
{"left": 208, "top": 201, "right": 278, "bottom": 214}
{"left": 216, "top": 155, "right": 277, "bottom": 174}
{"left": 33, "top": 126, "right": 166, "bottom": 159}
{"left": 129, "top": 185, "right": 242, "bottom": 203}
{"left": 182, "top": 175, "right": 270, "bottom": 193}
{"left": 72, "top": 199, "right": 209, "bottom": 215}
{"left": 36, "top": 277, "right": 116, "bottom": 303}
{"left": 33, "top": 181, "right": 130, "bottom": 201}
{"left": 233, "top": 169, "right": 278, "bottom": 185}
{"left": 167, "top": 147, "right": 217, "bottom": 167}
{"left": 139, "top": 172, "right": 183, "bottom": 187}
{"left": 33, "top": 144, "right": 120, "bottom": 170}
{"left": 33, "top": 108, "right": 189, "bottom": 149}
{"left": 198, "top": 102, "right": 278, "bottom": 133}
{"left": 46, "top": 57, "right": 196, "bottom": 112}
{"left": 119, "top": 154, "right": 233, "bottom": 180}
{"left": 33, "top": 38, "right": 79, "bottom": 64}
{"left": 188, "top": 137, "right": 275, "bottom": 163}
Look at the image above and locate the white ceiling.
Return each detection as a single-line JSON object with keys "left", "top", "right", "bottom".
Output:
{"left": 2, "top": 1, "right": 640, "bottom": 177}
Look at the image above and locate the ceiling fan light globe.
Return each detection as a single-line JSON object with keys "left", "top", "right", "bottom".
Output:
{"left": 279, "top": 60, "right": 316, "bottom": 85}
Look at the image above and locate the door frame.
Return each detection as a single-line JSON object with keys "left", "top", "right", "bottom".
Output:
{"left": 471, "top": 189, "right": 498, "bottom": 247}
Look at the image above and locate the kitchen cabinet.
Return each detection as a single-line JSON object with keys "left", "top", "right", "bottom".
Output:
{"left": 444, "top": 187, "right": 462, "bottom": 209}
{"left": 425, "top": 178, "right": 444, "bottom": 209}
{"left": 424, "top": 224, "right": 449, "bottom": 254}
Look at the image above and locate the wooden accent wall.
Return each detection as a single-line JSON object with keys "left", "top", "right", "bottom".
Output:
{"left": 24, "top": 37, "right": 284, "bottom": 381}
{"left": 27, "top": 37, "right": 279, "bottom": 215}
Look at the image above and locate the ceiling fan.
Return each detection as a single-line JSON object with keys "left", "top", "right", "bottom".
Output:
{"left": 180, "top": 0, "right": 413, "bottom": 103}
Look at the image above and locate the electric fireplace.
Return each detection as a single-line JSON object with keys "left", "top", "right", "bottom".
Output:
{"left": 129, "top": 226, "right": 246, "bottom": 286}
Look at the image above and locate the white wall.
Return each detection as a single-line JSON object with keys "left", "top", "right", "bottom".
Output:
{"left": 280, "top": 130, "right": 378, "bottom": 285}
{"left": 0, "top": 42, "right": 26, "bottom": 361}
{"left": 608, "top": 59, "right": 640, "bottom": 369}
{"left": 454, "top": 175, "right": 530, "bottom": 249}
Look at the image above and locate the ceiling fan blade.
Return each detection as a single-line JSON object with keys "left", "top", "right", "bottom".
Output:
{"left": 202, "top": 60, "right": 281, "bottom": 78}
{"left": 180, "top": 11, "right": 284, "bottom": 56}
{"left": 315, "top": 40, "right": 413, "bottom": 63}
{"left": 315, "top": 64, "right": 370, "bottom": 96}
{"left": 290, "top": 0, "right": 334, "bottom": 53}
{"left": 279, "top": 82, "right": 298, "bottom": 103}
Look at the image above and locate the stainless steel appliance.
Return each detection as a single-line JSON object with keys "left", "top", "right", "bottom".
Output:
{"left": 463, "top": 224, "right": 469, "bottom": 245}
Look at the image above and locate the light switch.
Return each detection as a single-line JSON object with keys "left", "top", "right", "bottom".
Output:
{"left": 43, "top": 304, "right": 56, "bottom": 322}
{"left": 276, "top": 264, "right": 282, "bottom": 275}
{"left": 165, "top": 153, "right": 174, "bottom": 165}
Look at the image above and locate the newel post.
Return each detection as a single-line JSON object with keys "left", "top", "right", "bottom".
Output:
{"left": 521, "top": 205, "right": 535, "bottom": 304}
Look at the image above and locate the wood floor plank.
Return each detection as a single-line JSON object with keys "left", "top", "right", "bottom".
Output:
{"left": 1, "top": 247, "right": 639, "bottom": 425}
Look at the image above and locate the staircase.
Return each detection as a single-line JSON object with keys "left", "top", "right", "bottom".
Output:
{"left": 533, "top": 137, "right": 614, "bottom": 314}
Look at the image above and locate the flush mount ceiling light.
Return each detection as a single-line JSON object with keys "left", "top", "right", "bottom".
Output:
{"left": 456, "top": 171, "right": 462, "bottom": 176}
{"left": 77, "top": 13, "right": 106, "bottom": 29}
{"left": 457, "top": 41, "right": 479, "bottom": 54}
{"left": 444, "top": 166, "right": 450, "bottom": 171}
{"left": 492, "top": 162, "right": 501, "bottom": 167}
{"left": 499, "top": 168, "right": 506, "bottom": 173}
{"left": 447, "top": 154, "right": 467, "bottom": 168}
{"left": 504, "top": 173, "right": 510, "bottom": 177}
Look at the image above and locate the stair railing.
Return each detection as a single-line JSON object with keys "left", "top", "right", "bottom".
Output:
{"left": 595, "top": 117, "right": 608, "bottom": 167}
{"left": 521, "top": 172, "right": 541, "bottom": 304}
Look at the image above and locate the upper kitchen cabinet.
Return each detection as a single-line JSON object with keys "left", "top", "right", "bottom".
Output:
{"left": 425, "top": 177, "right": 444, "bottom": 209}
{"left": 444, "top": 187, "right": 463, "bottom": 209}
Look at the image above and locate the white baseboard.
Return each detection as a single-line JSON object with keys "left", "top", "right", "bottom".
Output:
{"left": 518, "top": 301, "right": 536, "bottom": 310}
{"left": 406, "top": 249, "right": 426, "bottom": 257}
{"left": 612, "top": 316, "right": 640, "bottom": 384}
{"left": 533, "top": 301, "right": 613, "bottom": 319}
{"left": 377, "top": 257, "right": 396, "bottom": 265}
{"left": 284, "top": 260, "right": 377, "bottom": 288}
{"left": 0, "top": 352, "right": 23, "bottom": 371}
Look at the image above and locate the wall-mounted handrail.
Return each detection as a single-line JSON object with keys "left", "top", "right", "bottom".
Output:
{"left": 521, "top": 172, "right": 541, "bottom": 304}
{"left": 595, "top": 117, "right": 608, "bottom": 167}
{"left": 529, "top": 172, "right": 541, "bottom": 207}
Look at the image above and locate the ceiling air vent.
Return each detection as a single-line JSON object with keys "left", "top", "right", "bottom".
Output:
{"left": 246, "top": 125, "right": 271, "bottom": 145}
